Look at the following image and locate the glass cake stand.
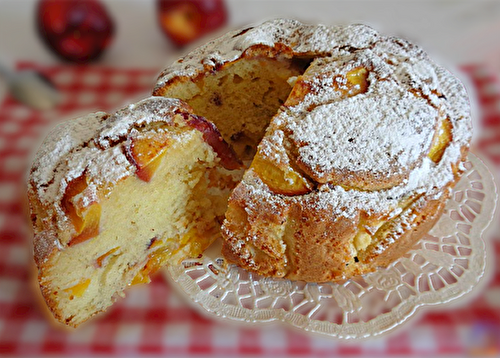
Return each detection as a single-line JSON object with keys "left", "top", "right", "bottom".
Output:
{"left": 164, "top": 153, "right": 498, "bottom": 339}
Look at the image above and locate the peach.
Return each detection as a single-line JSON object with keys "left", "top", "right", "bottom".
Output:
{"left": 346, "top": 67, "right": 369, "bottom": 95}
{"left": 126, "top": 132, "right": 171, "bottom": 182}
{"left": 185, "top": 114, "right": 243, "bottom": 170}
{"left": 95, "top": 247, "right": 120, "bottom": 268}
{"left": 251, "top": 152, "right": 311, "bottom": 195}
{"left": 64, "top": 278, "right": 91, "bottom": 299}
{"left": 157, "top": 0, "right": 227, "bottom": 47}
{"left": 285, "top": 67, "right": 369, "bottom": 108}
{"left": 428, "top": 119, "right": 452, "bottom": 163}
{"left": 62, "top": 175, "right": 101, "bottom": 246}
{"left": 69, "top": 204, "right": 101, "bottom": 246}
{"left": 130, "top": 246, "right": 172, "bottom": 285}
{"left": 130, "top": 228, "right": 213, "bottom": 286}
{"left": 37, "top": 0, "right": 114, "bottom": 63}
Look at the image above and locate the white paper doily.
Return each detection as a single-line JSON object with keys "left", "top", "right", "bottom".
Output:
{"left": 165, "top": 153, "right": 497, "bottom": 339}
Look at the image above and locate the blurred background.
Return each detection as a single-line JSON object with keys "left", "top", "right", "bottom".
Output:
{"left": 0, "top": 0, "right": 499, "bottom": 357}
{"left": 1, "top": 0, "right": 499, "bottom": 69}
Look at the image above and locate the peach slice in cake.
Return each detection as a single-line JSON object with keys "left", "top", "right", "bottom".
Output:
{"left": 125, "top": 131, "right": 172, "bottom": 182}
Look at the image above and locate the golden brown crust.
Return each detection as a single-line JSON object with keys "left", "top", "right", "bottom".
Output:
{"left": 221, "top": 172, "right": 459, "bottom": 283}
{"left": 359, "top": 194, "right": 447, "bottom": 267}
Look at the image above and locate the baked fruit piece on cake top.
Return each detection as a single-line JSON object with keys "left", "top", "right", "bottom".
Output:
{"left": 28, "top": 97, "right": 242, "bottom": 327}
{"left": 153, "top": 19, "right": 472, "bottom": 283}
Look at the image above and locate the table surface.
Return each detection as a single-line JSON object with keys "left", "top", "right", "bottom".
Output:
{"left": 0, "top": 1, "right": 500, "bottom": 357}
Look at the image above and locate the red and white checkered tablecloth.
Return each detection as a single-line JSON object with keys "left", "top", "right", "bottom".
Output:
{"left": 0, "top": 63, "right": 499, "bottom": 357}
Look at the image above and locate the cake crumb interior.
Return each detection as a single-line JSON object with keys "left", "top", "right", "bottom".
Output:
{"left": 44, "top": 130, "right": 229, "bottom": 326}
{"left": 160, "top": 57, "right": 309, "bottom": 162}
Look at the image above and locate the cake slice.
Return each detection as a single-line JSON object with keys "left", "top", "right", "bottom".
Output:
{"left": 28, "top": 97, "right": 242, "bottom": 326}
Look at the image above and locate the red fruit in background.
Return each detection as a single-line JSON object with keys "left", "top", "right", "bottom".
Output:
{"left": 37, "top": 0, "right": 115, "bottom": 63}
{"left": 157, "top": 0, "right": 228, "bottom": 47}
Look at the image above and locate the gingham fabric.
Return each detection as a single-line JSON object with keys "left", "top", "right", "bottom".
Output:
{"left": 0, "top": 63, "right": 499, "bottom": 357}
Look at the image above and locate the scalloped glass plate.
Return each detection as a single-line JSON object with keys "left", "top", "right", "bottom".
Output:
{"left": 164, "top": 153, "right": 497, "bottom": 339}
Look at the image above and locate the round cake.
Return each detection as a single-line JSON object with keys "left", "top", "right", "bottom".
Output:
{"left": 153, "top": 18, "right": 472, "bottom": 282}
{"left": 29, "top": 18, "right": 472, "bottom": 327}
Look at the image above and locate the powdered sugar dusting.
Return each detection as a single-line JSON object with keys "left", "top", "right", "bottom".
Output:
{"left": 98, "top": 97, "right": 189, "bottom": 146}
{"left": 28, "top": 97, "right": 192, "bottom": 236}
{"left": 153, "top": 19, "right": 379, "bottom": 93}
{"left": 257, "top": 127, "right": 292, "bottom": 170}
{"left": 290, "top": 93, "right": 437, "bottom": 176}
{"left": 30, "top": 112, "right": 107, "bottom": 203}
